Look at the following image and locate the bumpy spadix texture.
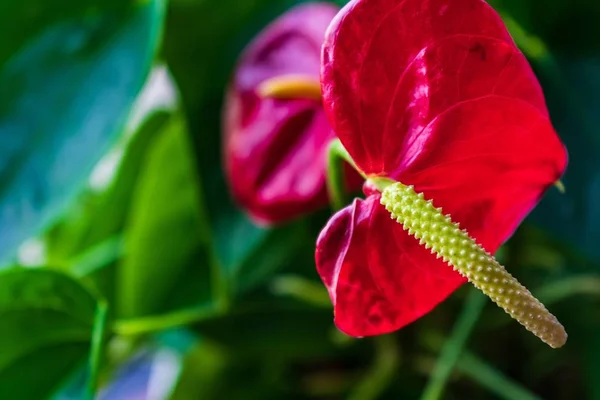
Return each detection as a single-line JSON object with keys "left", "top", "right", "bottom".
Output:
{"left": 223, "top": 3, "right": 360, "bottom": 224}
{"left": 315, "top": 0, "right": 568, "bottom": 338}
{"left": 381, "top": 182, "right": 567, "bottom": 348}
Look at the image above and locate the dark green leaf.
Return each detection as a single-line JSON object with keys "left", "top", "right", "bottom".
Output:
{"left": 50, "top": 111, "right": 171, "bottom": 262}
{"left": 45, "top": 110, "right": 172, "bottom": 306}
{"left": 0, "top": 268, "right": 99, "bottom": 399}
{"left": 0, "top": 0, "right": 165, "bottom": 265}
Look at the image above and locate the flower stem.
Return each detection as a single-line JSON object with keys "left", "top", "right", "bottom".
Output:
{"left": 112, "top": 306, "right": 220, "bottom": 337}
{"left": 86, "top": 300, "right": 109, "bottom": 400}
{"left": 421, "top": 288, "right": 486, "bottom": 400}
{"left": 326, "top": 138, "right": 365, "bottom": 211}
{"left": 271, "top": 275, "right": 332, "bottom": 308}
{"left": 348, "top": 335, "right": 399, "bottom": 400}
{"left": 456, "top": 352, "right": 542, "bottom": 400}
{"left": 380, "top": 182, "right": 567, "bottom": 348}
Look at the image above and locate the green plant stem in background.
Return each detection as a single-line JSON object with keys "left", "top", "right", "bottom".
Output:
{"left": 326, "top": 139, "right": 349, "bottom": 211}
{"left": 425, "top": 332, "right": 542, "bottom": 400}
{"left": 456, "top": 352, "right": 542, "bottom": 400}
{"left": 271, "top": 275, "right": 332, "bottom": 308}
{"left": 86, "top": 301, "right": 108, "bottom": 400}
{"left": 421, "top": 288, "right": 487, "bottom": 400}
{"left": 112, "top": 306, "right": 220, "bottom": 337}
{"left": 537, "top": 275, "right": 600, "bottom": 305}
{"left": 348, "top": 335, "right": 399, "bottom": 400}
{"left": 70, "top": 236, "right": 124, "bottom": 278}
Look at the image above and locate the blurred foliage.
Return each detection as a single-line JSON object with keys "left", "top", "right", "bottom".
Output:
{"left": 0, "top": 0, "right": 599, "bottom": 399}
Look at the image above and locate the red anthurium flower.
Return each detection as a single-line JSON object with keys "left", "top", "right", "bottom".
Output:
{"left": 223, "top": 3, "right": 361, "bottom": 224}
{"left": 316, "top": 0, "right": 568, "bottom": 340}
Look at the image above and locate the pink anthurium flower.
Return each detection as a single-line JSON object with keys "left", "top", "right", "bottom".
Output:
{"left": 223, "top": 3, "right": 360, "bottom": 224}
{"left": 316, "top": 0, "right": 568, "bottom": 346}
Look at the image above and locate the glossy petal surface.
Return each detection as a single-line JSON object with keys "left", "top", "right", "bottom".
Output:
{"left": 322, "top": 0, "right": 564, "bottom": 174}
{"left": 318, "top": 0, "right": 568, "bottom": 336}
{"left": 316, "top": 196, "right": 465, "bottom": 336}
{"left": 224, "top": 3, "right": 343, "bottom": 224}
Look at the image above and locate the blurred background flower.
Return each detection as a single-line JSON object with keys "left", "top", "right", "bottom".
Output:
{"left": 222, "top": 3, "right": 361, "bottom": 224}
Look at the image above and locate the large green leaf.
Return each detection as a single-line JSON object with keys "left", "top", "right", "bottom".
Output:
{"left": 0, "top": 269, "right": 100, "bottom": 399}
{"left": 0, "top": 0, "right": 165, "bottom": 265}
{"left": 118, "top": 115, "right": 215, "bottom": 318}
{"left": 44, "top": 110, "right": 172, "bottom": 309}
{"left": 0, "top": 0, "right": 129, "bottom": 66}
{"left": 48, "top": 111, "right": 171, "bottom": 263}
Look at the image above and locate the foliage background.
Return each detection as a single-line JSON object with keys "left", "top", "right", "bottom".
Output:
{"left": 0, "top": 0, "right": 599, "bottom": 398}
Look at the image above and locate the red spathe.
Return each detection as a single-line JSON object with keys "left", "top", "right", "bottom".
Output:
{"left": 317, "top": 0, "right": 568, "bottom": 336}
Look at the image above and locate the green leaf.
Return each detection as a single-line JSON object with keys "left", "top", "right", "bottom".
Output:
{"left": 0, "top": 268, "right": 100, "bottom": 399}
{"left": 118, "top": 115, "right": 216, "bottom": 318}
{"left": 49, "top": 111, "right": 171, "bottom": 263}
{"left": 0, "top": 0, "right": 166, "bottom": 265}
{"left": 45, "top": 110, "right": 172, "bottom": 306}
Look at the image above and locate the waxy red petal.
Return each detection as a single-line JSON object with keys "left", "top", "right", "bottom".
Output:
{"left": 317, "top": 0, "right": 568, "bottom": 336}
{"left": 316, "top": 196, "right": 465, "bottom": 336}
{"left": 321, "top": 0, "right": 562, "bottom": 176}
{"left": 224, "top": 3, "right": 344, "bottom": 224}
{"left": 399, "top": 96, "right": 566, "bottom": 251}
{"left": 321, "top": 0, "right": 567, "bottom": 246}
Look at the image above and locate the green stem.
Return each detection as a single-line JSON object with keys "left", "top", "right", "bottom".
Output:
{"left": 537, "top": 275, "right": 600, "bottom": 305}
{"left": 421, "top": 288, "right": 487, "bottom": 400}
{"left": 348, "top": 335, "right": 399, "bottom": 400}
{"left": 456, "top": 352, "right": 542, "bottom": 400}
{"left": 326, "top": 138, "right": 365, "bottom": 211}
{"left": 70, "top": 236, "right": 124, "bottom": 278}
{"left": 112, "top": 306, "right": 220, "bottom": 337}
{"left": 86, "top": 301, "right": 109, "bottom": 400}
{"left": 271, "top": 275, "right": 332, "bottom": 308}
